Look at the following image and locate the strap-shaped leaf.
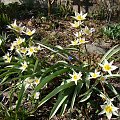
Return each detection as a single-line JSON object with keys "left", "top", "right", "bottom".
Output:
{"left": 35, "top": 82, "right": 74, "bottom": 112}
{"left": 16, "top": 84, "right": 25, "bottom": 111}
{"left": 0, "top": 71, "right": 18, "bottom": 79}
{"left": 0, "top": 102, "right": 10, "bottom": 118}
{"left": 80, "top": 91, "right": 92, "bottom": 102}
{"left": 106, "top": 82, "right": 120, "bottom": 101}
{"left": 49, "top": 93, "right": 68, "bottom": 119}
{"left": 41, "top": 62, "right": 65, "bottom": 78}
{"left": 105, "top": 74, "right": 120, "bottom": 78}
{"left": 71, "top": 82, "right": 83, "bottom": 109}
{"left": 100, "top": 45, "right": 119, "bottom": 63}
{"left": 34, "top": 68, "right": 69, "bottom": 93}
{"left": 60, "top": 99, "right": 68, "bottom": 116}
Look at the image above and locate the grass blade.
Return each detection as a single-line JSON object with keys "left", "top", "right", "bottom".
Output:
{"left": 33, "top": 82, "right": 74, "bottom": 113}
{"left": 16, "top": 83, "right": 25, "bottom": 111}
{"left": 49, "top": 93, "right": 68, "bottom": 119}
{"left": 34, "top": 68, "right": 69, "bottom": 93}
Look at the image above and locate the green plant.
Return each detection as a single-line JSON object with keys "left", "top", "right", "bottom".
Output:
{"left": 0, "top": 11, "right": 120, "bottom": 120}
{"left": 54, "top": 3, "right": 73, "bottom": 18}
{"left": 102, "top": 23, "right": 120, "bottom": 40}
{"left": 0, "top": 13, "right": 10, "bottom": 32}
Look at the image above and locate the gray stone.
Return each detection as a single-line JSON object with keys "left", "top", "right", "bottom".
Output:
{"left": 86, "top": 44, "right": 106, "bottom": 54}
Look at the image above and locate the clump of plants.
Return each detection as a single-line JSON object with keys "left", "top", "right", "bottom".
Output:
{"left": 0, "top": 11, "right": 120, "bottom": 120}
{"left": 102, "top": 23, "right": 120, "bottom": 40}
{"left": 0, "top": 13, "right": 10, "bottom": 32}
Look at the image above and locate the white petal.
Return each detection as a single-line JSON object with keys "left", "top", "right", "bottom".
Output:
{"left": 98, "top": 63, "right": 103, "bottom": 67}
{"left": 104, "top": 59, "right": 108, "bottom": 64}
{"left": 109, "top": 60, "right": 113, "bottom": 65}
{"left": 111, "top": 65, "right": 118, "bottom": 71}
{"left": 75, "top": 80, "right": 77, "bottom": 85}
{"left": 101, "top": 105, "right": 105, "bottom": 109}
{"left": 106, "top": 112, "right": 112, "bottom": 120}
{"left": 98, "top": 110, "right": 105, "bottom": 115}
{"left": 113, "top": 111, "right": 119, "bottom": 116}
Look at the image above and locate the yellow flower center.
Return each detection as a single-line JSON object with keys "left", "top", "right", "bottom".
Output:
{"left": 92, "top": 73, "right": 97, "bottom": 78}
{"left": 73, "top": 74, "right": 78, "bottom": 80}
{"left": 104, "top": 64, "right": 111, "bottom": 71}
{"left": 27, "top": 31, "right": 32, "bottom": 36}
{"left": 79, "top": 39, "right": 85, "bottom": 43}
{"left": 6, "top": 57, "right": 11, "bottom": 63}
{"left": 13, "top": 25, "right": 21, "bottom": 32}
{"left": 73, "top": 40, "right": 78, "bottom": 45}
{"left": 23, "top": 64, "right": 27, "bottom": 69}
{"left": 17, "top": 39, "right": 22, "bottom": 45}
{"left": 105, "top": 105, "right": 113, "bottom": 113}
{"left": 30, "top": 48, "right": 34, "bottom": 53}
{"left": 21, "top": 48, "right": 27, "bottom": 54}
{"left": 35, "top": 79, "right": 39, "bottom": 84}
{"left": 76, "top": 16, "right": 83, "bottom": 21}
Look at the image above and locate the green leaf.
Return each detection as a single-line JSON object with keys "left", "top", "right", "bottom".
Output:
{"left": 41, "top": 62, "right": 65, "bottom": 78}
{"left": 106, "top": 83, "right": 120, "bottom": 101}
{"left": 60, "top": 99, "right": 68, "bottom": 116}
{"left": 105, "top": 74, "right": 120, "bottom": 78}
{"left": 0, "top": 102, "right": 10, "bottom": 118}
{"left": 0, "top": 75, "right": 9, "bottom": 84}
{"left": 33, "top": 59, "right": 39, "bottom": 73}
{"left": 16, "top": 83, "right": 25, "bottom": 111}
{"left": 71, "top": 82, "right": 83, "bottom": 109}
{"left": 49, "top": 93, "right": 68, "bottom": 119}
{"left": 0, "top": 71, "right": 18, "bottom": 78}
{"left": 34, "top": 68, "right": 69, "bottom": 93}
{"left": 85, "top": 76, "right": 90, "bottom": 89}
{"left": 36, "top": 82, "right": 74, "bottom": 111}
{"left": 80, "top": 91, "right": 92, "bottom": 102}
{"left": 100, "top": 45, "right": 119, "bottom": 63}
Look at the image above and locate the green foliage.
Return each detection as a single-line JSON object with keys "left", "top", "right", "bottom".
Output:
{"left": 0, "top": 11, "right": 120, "bottom": 120}
{"left": 53, "top": 4, "right": 73, "bottom": 18}
{"left": 0, "top": 13, "right": 10, "bottom": 32}
{"left": 102, "top": 23, "right": 120, "bottom": 40}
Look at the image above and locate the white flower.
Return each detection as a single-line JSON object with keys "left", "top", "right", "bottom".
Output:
{"left": 24, "top": 77, "right": 33, "bottom": 89}
{"left": 89, "top": 69, "right": 101, "bottom": 79}
{"left": 20, "top": 47, "right": 27, "bottom": 54}
{"left": 70, "top": 21, "right": 81, "bottom": 28}
{"left": 23, "top": 28, "right": 36, "bottom": 36}
{"left": 26, "top": 46, "right": 37, "bottom": 56}
{"left": 3, "top": 52, "right": 12, "bottom": 63}
{"left": 34, "top": 77, "right": 40, "bottom": 86}
{"left": 78, "top": 37, "right": 88, "bottom": 44}
{"left": 9, "top": 42, "right": 16, "bottom": 51}
{"left": 99, "top": 59, "right": 118, "bottom": 75}
{"left": 74, "top": 31, "right": 83, "bottom": 38}
{"left": 8, "top": 19, "right": 24, "bottom": 33}
{"left": 69, "top": 71, "right": 82, "bottom": 85}
{"left": 19, "top": 61, "right": 28, "bottom": 72}
{"left": 99, "top": 101, "right": 119, "bottom": 120}
{"left": 15, "top": 37, "right": 25, "bottom": 46}
{"left": 34, "top": 92, "right": 40, "bottom": 99}
{"left": 72, "top": 11, "right": 87, "bottom": 21}
{"left": 70, "top": 39, "right": 79, "bottom": 46}
{"left": 83, "top": 26, "right": 95, "bottom": 35}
